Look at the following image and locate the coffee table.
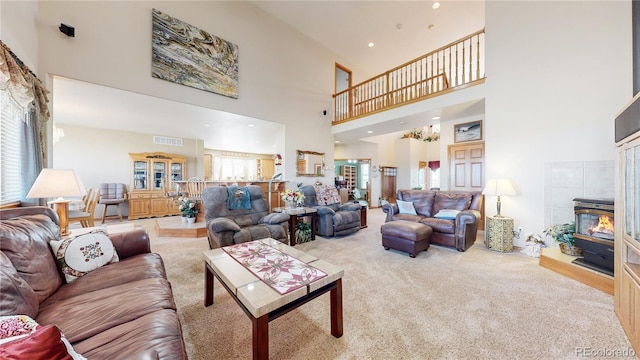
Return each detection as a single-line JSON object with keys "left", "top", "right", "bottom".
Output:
{"left": 203, "top": 238, "right": 344, "bottom": 360}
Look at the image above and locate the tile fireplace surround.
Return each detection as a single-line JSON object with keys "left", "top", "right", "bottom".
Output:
{"left": 544, "top": 160, "right": 614, "bottom": 227}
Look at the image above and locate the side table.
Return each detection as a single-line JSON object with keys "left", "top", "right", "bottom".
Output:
{"left": 485, "top": 215, "right": 514, "bottom": 252}
{"left": 273, "top": 207, "right": 318, "bottom": 246}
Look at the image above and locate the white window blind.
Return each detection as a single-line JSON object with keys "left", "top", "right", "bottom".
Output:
{"left": 0, "top": 90, "right": 27, "bottom": 205}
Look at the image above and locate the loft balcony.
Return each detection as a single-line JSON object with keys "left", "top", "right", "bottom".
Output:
{"left": 333, "top": 29, "right": 485, "bottom": 125}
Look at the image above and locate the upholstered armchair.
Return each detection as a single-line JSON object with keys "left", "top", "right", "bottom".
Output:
{"left": 300, "top": 184, "right": 361, "bottom": 237}
{"left": 202, "top": 185, "right": 290, "bottom": 248}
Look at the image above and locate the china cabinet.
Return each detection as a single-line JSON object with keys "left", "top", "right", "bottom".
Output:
{"left": 614, "top": 93, "right": 640, "bottom": 354}
{"left": 128, "top": 152, "right": 186, "bottom": 220}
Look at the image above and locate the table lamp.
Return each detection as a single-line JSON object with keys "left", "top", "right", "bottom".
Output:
{"left": 482, "top": 179, "right": 516, "bottom": 217}
{"left": 27, "top": 169, "right": 86, "bottom": 236}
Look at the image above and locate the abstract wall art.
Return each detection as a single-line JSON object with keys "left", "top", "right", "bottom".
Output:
{"left": 151, "top": 9, "right": 239, "bottom": 98}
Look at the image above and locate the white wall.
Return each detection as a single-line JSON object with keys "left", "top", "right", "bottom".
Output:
{"left": 32, "top": 1, "right": 357, "bottom": 188}
{"left": 485, "top": 1, "right": 632, "bottom": 246}
{"left": 1, "top": 1, "right": 38, "bottom": 72}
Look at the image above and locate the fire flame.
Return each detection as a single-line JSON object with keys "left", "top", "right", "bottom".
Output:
{"left": 589, "top": 215, "right": 614, "bottom": 234}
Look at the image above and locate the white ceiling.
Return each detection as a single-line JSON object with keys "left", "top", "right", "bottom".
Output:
{"left": 53, "top": 1, "right": 485, "bottom": 152}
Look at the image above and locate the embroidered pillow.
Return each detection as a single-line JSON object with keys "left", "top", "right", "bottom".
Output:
{"left": 397, "top": 200, "right": 417, "bottom": 215}
{"left": 49, "top": 230, "right": 119, "bottom": 283}
{"left": 314, "top": 185, "right": 341, "bottom": 206}
{"left": 434, "top": 209, "right": 461, "bottom": 220}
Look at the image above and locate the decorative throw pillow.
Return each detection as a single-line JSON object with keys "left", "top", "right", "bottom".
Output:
{"left": 49, "top": 230, "right": 119, "bottom": 283}
{"left": 0, "top": 316, "right": 86, "bottom": 360}
{"left": 314, "top": 185, "right": 341, "bottom": 206}
{"left": 397, "top": 200, "right": 417, "bottom": 215}
{"left": 434, "top": 209, "right": 461, "bottom": 220}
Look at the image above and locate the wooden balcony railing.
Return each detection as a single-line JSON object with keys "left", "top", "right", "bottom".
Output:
{"left": 333, "top": 29, "right": 485, "bottom": 125}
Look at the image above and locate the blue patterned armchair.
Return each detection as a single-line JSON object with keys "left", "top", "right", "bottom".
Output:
{"left": 299, "top": 184, "right": 361, "bottom": 237}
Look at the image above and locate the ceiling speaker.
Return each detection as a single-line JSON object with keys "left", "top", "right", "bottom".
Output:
{"left": 59, "top": 23, "right": 75, "bottom": 37}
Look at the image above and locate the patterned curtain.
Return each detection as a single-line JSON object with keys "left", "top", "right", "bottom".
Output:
{"left": 0, "top": 40, "right": 50, "bottom": 167}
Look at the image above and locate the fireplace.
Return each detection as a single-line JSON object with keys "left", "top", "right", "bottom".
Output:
{"left": 572, "top": 198, "right": 614, "bottom": 276}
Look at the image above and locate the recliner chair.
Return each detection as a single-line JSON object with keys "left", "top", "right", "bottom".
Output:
{"left": 300, "top": 184, "right": 361, "bottom": 237}
{"left": 202, "top": 185, "right": 290, "bottom": 248}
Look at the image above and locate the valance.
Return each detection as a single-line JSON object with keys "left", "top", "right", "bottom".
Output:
{"left": 428, "top": 161, "right": 440, "bottom": 171}
{"left": 0, "top": 40, "right": 50, "bottom": 122}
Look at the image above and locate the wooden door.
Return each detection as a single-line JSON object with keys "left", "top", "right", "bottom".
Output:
{"left": 448, "top": 142, "right": 485, "bottom": 229}
{"left": 381, "top": 166, "right": 397, "bottom": 203}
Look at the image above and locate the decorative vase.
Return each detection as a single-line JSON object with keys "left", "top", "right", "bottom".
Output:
{"left": 285, "top": 201, "right": 296, "bottom": 209}
{"left": 187, "top": 217, "right": 196, "bottom": 224}
{"left": 181, "top": 216, "right": 188, "bottom": 223}
{"left": 559, "top": 243, "right": 583, "bottom": 256}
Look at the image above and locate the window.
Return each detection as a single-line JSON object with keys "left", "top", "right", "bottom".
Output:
{"left": 213, "top": 157, "right": 257, "bottom": 181}
{"left": 0, "top": 91, "right": 28, "bottom": 205}
{"left": 430, "top": 168, "right": 441, "bottom": 189}
{"left": 360, "top": 163, "right": 369, "bottom": 189}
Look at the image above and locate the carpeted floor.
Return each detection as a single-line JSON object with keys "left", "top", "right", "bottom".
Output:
{"left": 128, "top": 209, "right": 634, "bottom": 359}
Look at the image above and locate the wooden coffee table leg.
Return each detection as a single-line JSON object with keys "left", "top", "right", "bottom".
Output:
{"left": 252, "top": 314, "right": 269, "bottom": 360}
{"left": 205, "top": 263, "right": 214, "bottom": 307}
{"left": 330, "top": 278, "right": 343, "bottom": 337}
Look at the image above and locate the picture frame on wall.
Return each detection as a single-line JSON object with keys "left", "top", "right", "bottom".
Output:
{"left": 454, "top": 120, "right": 483, "bottom": 143}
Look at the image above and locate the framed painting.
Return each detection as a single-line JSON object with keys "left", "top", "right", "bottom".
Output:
{"left": 151, "top": 9, "right": 239, "bottom": 99}
{"left": 454, "top": 120, "right": 482, "bottom": 143}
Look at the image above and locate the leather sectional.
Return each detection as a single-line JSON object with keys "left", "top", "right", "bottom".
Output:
{"left": 0, "top": 206, "right": 187, "bottom": 359}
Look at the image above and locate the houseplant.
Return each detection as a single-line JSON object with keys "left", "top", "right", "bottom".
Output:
{"left": 176, "top": 196, "right": 198, "bottom": 222}
{"left": 543, "top": 222, "right": 582, "bottom": 256}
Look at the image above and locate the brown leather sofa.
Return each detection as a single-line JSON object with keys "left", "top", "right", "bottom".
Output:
{"left": 0, "top": 207, "right": 187, "bottom": 359}
{"left": 382, "top": 190, "right": 483, "bottom": 252}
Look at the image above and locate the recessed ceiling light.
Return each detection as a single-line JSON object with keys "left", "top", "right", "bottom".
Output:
{"left": 248, "top": 124, "right": 255, "bottom": 127}
{"left": 367, "top": 130, "right": 373, "bottom": 134}
{"left": 428, "top": 24, "right": 435, "bottom": 30}
{"left": 255, "top": 140, "right": 260, "bottom": 143}
{"left": 335, "top": 140, "right": 340, "bottom": 144}
{"left": 432, "top": 116, "right": 440, "bottom": 120}
{"left": 432, "top": 2, "right": 440, "bottom": 9}
{"left": 368, "top": 42, "right": 375, "bottom": 48}
{"left": 203, "top": 123, "right": 210, "bottom": 127}
{"left": 400, "top": 121, "right": 406, "bottom": 125}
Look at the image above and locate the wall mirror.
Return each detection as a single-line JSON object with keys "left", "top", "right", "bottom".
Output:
{"left": 296, "top": 150, "right": 325, "bottom": 176}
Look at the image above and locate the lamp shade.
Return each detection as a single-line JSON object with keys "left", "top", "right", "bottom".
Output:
{"left": 482, "top": 179, "right": 516, "bottom": 196}
{"left": 27, "top": 169, "right": 86, "bottom": 199}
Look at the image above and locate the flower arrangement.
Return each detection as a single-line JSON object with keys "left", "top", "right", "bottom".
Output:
{"left": 281, "top": 189, "right": 305, "bottom": 205}
{"left": 176, "top": 197, "right": 198, "bottom": 218}
{"left": 400, "top": 129, "right": 440, "bottom": 142}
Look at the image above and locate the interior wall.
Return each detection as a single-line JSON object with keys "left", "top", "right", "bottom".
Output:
{"left": 34, "top": 1, "right": 355, "bottom": 187}
{"left": 52, "top": 124, "right": 200, "bottom": 217}
{"left": 485, "top": 1, "right": 632, "bottom": 246}
{"left": 1, "top": 1, "right": 38, "bottom": 72}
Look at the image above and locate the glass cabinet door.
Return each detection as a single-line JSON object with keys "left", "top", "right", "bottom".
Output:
{"left": 171, "top": 162, "right": 183, "bottom": 182}
{"left": 152, "top": 161, "right": 166, "bottom": 190}
{"left": 133, "top": 161, "right": 148, "bottom": 190}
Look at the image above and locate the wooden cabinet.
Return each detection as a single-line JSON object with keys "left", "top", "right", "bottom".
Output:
{"left": 341, "top": 165, "right": 356, "bottom": 190}
{"left": 257, "top": 159, "right": 275, "bottom": 180}
{"left": 614, "top": 94, "right": 640, "bottom": 355}
{"left": 128, "top": 152, "right": 186, "bottom": 220}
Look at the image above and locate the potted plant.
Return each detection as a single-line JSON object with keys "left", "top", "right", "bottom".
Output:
{"left": 176, "top": 196, "right": 198, "bottom": 223}
{"left": 543, "top": 222, "right": 583, "bottom": 256}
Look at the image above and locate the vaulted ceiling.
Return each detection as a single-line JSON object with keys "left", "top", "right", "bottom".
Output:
{"left": 53, "top": 1, "right": 485, "bottom": 152}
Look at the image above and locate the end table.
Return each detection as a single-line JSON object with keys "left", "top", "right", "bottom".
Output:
{"left": 485, "top": 215, "right": 514, "bottom": 252}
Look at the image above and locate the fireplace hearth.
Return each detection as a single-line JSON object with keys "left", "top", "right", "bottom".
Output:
{"left": 572, "top": 198, "right": 614, "bottom": 276}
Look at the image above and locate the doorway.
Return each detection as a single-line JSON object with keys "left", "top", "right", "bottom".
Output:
{"left": 380, "top": 166, "right": 397, "bottom": 203}
{"left": 334, "top": 158, "right": 371, "bottom": 206}
{"left": 448, "top": 141, "right": 485, "bottom": 229}
{"left": 335, "top": 63, "right": 352, "bottom": 118}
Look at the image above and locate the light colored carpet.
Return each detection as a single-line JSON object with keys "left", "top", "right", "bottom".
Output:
{"left": 130, "top": 209, "right": 634, "bottom": 359}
